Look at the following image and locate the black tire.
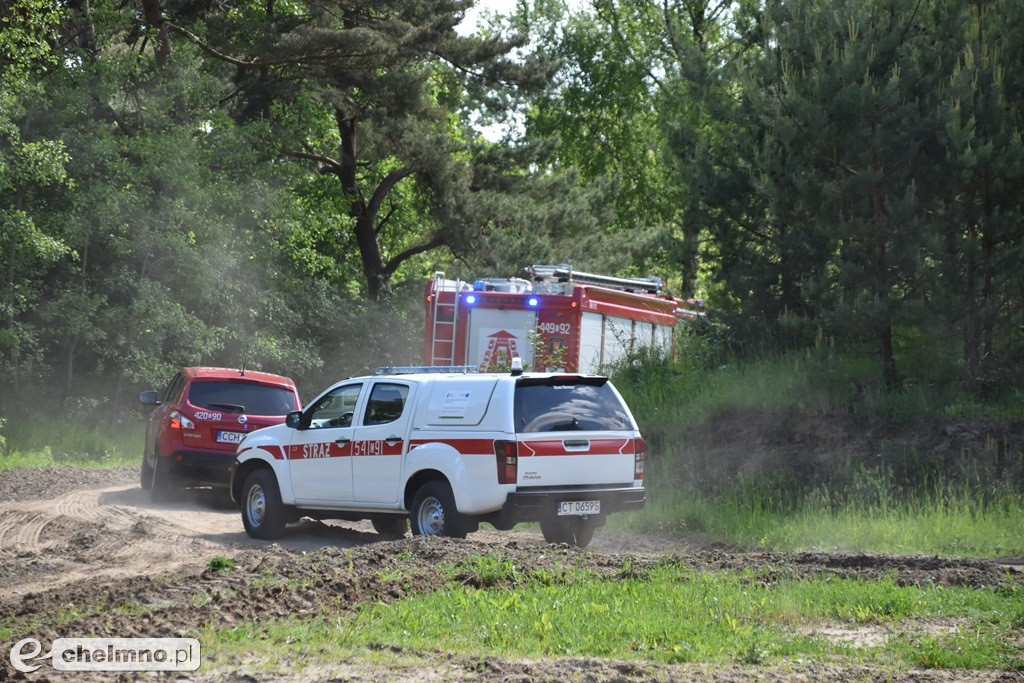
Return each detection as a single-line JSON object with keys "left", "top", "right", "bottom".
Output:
{"left": 371, "top": 516, "right": 409, "bottom": 538}
{"left": 149, "top": 455, "right": 179, "bottom": 503}
{"left": 410, "top": 481, "right": 467, "bottom": 539}
{"left": 140, "top": 454, "right": 154, "bottom": 490}
{"left": 540, "top": 517, "right": 598, "bottom": 548}
{"left": 240, "top": 469, "right": 287, "bottom": 540}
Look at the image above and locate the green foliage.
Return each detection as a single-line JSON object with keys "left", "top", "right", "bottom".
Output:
{"left": 0, "top": 0, "right": 72, "bottom": 388}
{"left": 519, "top": 0, "right": 704, "bottom": 292}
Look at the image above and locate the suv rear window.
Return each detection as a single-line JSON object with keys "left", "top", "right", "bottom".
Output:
{"left": 188, "top": 381, "right": 296, "bottom": 416}
{"left": 514, "top": 378, "right": 632, "bottom": 432}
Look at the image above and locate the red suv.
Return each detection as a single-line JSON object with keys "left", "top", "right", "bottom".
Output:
{"left": 139, "top": 367, "right": 301, "bottom": 500}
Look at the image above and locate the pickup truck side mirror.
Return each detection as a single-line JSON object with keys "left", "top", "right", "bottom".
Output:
{"left": 285, "top": 410, "right": 304, "bottom": 429}
{"left": 139, "top": 390, "right": 160, "bottom": 406}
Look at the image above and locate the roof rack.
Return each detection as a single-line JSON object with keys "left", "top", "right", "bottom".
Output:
{"left": 527, "top": 264, "right": 662, "bottom": 295}
{"left": 375, "top": 365, "right": 478, "bottom": 375}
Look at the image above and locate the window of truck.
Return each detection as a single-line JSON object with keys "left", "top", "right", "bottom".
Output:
{"left": 514, "top": 377, "right": 631, "bottom": 432}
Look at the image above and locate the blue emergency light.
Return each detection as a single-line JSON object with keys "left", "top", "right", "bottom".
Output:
{"left": 465, "top": 294, "right": 477, "bottom": 305}
{"left": 527, "top": 297, "right": 539, "bottom": 308}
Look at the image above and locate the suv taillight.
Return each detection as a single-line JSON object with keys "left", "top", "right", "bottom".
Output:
{"left": 634, "top": 437, "right": 646, "bottom": 480}
{"left": 170, "top": 410, "right": 195, "bottom": 430}
{"left": 494, "top": 440, "right": 518, "bottom": 485}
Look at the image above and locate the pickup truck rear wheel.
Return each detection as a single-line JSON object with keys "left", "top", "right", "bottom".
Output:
{"left": 371, "top": 516, "right": 408, "bottom": 538}
{"left": 410, "top": 481, "right": 466, "bottom": 539}
{"left": 241, "top": 469, "right": 287, "bottom": 540}
{"left": 540, "top": 517, "right": 597, "bottom": 548}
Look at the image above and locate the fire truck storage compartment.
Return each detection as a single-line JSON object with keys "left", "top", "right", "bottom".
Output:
{"left": 467, "top": 308, "right": 537, "bottom": 370}
{"left": 578, "top": 312, "right": 676, "bottom": 374}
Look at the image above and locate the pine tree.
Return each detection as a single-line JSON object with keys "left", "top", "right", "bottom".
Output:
{"left": 156, "top": 0, "right": 553, "bottom": 298}
{"left": 937, "top": 0, "right": 1024, "bottom": 387}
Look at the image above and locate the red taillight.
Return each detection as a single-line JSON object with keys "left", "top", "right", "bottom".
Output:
{"left": 494, "top": 440, "right": 518, "bottom": 485}
{"left": 169, "top": 410, "right": 195, "bottom": 430}
{"left": 634, "top": 437, "right": 646, "bottom": 480}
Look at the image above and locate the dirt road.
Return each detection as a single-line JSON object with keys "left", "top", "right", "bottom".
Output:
{"left": 0, "top": 467, "right": 1020, "bottom": 681}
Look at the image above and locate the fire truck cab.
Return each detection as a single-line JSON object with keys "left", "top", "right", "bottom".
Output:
{"left": 424, "top": 264, "right": 703, "bottom": 372}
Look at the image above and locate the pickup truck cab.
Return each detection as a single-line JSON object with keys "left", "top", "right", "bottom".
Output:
{"left": 229, "top": 365, "right": 646, "bottom": 547}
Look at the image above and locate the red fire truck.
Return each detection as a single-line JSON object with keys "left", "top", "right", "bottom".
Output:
{"left": 423, "top": 264, "right": 703, "bottom": 372}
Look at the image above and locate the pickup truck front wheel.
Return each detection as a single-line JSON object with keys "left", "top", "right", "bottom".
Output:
{"left": 540, "top": 517, "right": 597, "bottom": 548}
{"left": 410, "top": 481, "right": 467, "bottom": 539}
{"left": 241, "top": 469, "right": 287, "bottom": 540}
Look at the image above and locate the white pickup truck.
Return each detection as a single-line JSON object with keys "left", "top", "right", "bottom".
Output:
{"left": 229, "top": 365, "right": 646, "bottom": 547}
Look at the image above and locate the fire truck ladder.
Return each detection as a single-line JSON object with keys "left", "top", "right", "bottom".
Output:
{"left": 430, "top": 271, "right": 461, "bottom": 366}
{"left": 527, "top": 264, "right": 662, "bottom": 295}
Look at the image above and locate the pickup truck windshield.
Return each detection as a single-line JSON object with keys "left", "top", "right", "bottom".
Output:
{"left": 514, "top": 380, "right": 631, "bottom": 432}
{"left": 188, "top": 381, "right": 296, "bottom": 416}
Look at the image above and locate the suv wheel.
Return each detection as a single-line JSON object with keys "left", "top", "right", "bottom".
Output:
{"left": 241, "top": 469, "right": 287, "bottom": 540}
{"left": 149, "top": 454, "right": 180, "bottom": 503}
{"left": 371, "top": 516, "right": 409, "bottom": 538}
{"left": 410, "top": 481, "right": 466, "bottom": 539}
{"left": 540, "top": 517, "right": 597, "bottom": 548}
{"left": 140, "top": 454, "right": 154, "bottom": 491}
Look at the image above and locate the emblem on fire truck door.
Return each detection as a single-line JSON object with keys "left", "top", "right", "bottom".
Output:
{"left": 480, "top": 330, "right": 522, "bottom": 371}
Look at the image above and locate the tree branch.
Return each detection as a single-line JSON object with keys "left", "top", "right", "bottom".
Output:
{"left": 721, "top": 205, "right": 770, "bottom": 241}
{"left": 376, "top": 205, "right": 398, "bottom": 234}
{"left": 381, "top": 234, "right": 446, "bottom": 277}
{"left": 661, "top": 0, "right": 688, "bottom": 64}
{"left": 286, "top": 151, "right": 343, "bottom": 174}
{"left": 165, "top": 22, "right": 364, "bottom": 68}
{"left": 368, "top": 167, "right": 414, "bottom": 219}
{"left": 163, "top": 22, "right": 258, "bottom": 66}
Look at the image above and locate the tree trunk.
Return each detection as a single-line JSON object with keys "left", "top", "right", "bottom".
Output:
{"left": 335, "top": 112, "right": 385, "bottom": 298}
{"left": 679, "top": 220, "right": 699, "bottom": 299}
{"left": 333, "top": 110, "right": 422, "bottom": 300}
{"left": 871, "top": 137, "right": 898, "bottom": 390}
{"left": 879, "top": 318, "right": 898, "bottom": 390}
{"left": 354, "top": 214, "right": 386, "bottom": 300}
{"left": 778, "top": 222, "right": 797, "bottom": 314}
{"left": 980, "top": 174, "right": 995, "bottom": 379}
{"left": 65, "top": 338, "right": 78, "bottom": 407}
{"left": 141, "top": 0, "right": 172, "bottom": 68}
{"left": 964, "top": 220, "right": 980, "bottom": 384}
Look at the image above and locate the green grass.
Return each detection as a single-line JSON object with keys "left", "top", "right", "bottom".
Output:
{"left": 613, "top": 489, "right": 1024, "bottom": 556}
{"left": 0, "top": 416, "right": 143, "bottom": 471}
{"left": 208, "top": 556, "right": 236, "bottom": 573}
{"left": 201, "top": 564, "right": 1024, "bottom": 671}
{"left": 609, "top": 346, "right": 1024, "bottom": 557}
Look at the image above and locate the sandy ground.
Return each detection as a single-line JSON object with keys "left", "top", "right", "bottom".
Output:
{"left": 0, "top": 466, "right": 1021, "bottom": 682}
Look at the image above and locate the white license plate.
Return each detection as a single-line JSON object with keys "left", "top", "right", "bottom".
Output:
{"left": 216, "top": 431, "right": 245, "bottom": 444}
{"left": 557, "top": 500, "right": 600, "bottom": 516}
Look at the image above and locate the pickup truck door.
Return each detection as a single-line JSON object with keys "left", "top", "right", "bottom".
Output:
{"left": 350, "top": 380, "right": 414, "bottom": 504}
{"left": 288, "top": 382, "right": 364, "bottom": 503}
